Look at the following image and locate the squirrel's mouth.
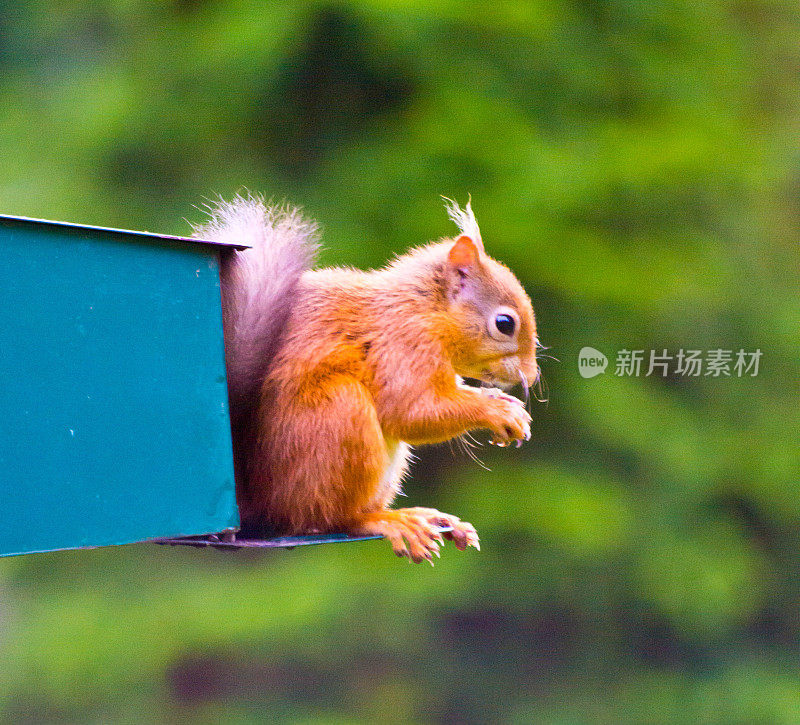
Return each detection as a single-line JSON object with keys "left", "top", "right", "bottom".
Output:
{"left": 475, "top": 369, "right": 519, "bottom": 393}
{"left": 479, "top": 374, "right": 514, "bottom": 391}
{"left": 478, "top": 354, "right": 534, "bottom": 391}
{"left": 458, "top": 353, "right": 536, "bottom": 393}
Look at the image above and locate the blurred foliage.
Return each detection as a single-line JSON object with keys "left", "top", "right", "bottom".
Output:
{"left": 1, "top": 0, "right": 799, "bottom": 722}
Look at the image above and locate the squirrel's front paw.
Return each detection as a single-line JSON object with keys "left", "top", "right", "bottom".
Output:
{"left": 484, "top": 395, "right": 531, "bottom": 447}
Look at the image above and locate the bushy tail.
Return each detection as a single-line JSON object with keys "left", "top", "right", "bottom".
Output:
{"left": 193, "top": 195, "right": 319, "bottom": 421}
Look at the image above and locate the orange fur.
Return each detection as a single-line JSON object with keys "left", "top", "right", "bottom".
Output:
{"left": 210, "top": 198, "right": 538, "bottom": 562}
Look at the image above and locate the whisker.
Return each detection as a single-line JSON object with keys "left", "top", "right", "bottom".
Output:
{"left": 464, "top": 442, "right": 491, "bottom": 471}
{"left": 533, "top": 374, "right": 549, "bottom": 405}
{"left": 518, "top": 367, "right": 531, "bottom": 413}
{"left": 458, "top": 435, "right": 477, "bottom": 450}
{"left": 456, "top": 433, "right": 490, "bottom": 471}
{"left": 463, "top": 431, "right": 483, "bottom": 448}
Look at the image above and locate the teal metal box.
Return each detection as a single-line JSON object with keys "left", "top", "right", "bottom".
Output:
{"left": 0, "top": 215, "right": 243, "bottom": 557}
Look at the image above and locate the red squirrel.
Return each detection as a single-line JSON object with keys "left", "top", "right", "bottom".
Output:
{"left": 194, "top": 196, "right": 538, "bottom": 563}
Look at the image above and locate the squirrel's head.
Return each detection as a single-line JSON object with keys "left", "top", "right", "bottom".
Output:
{"left": 440, "top": 199, "right": 538, "bottom": 391}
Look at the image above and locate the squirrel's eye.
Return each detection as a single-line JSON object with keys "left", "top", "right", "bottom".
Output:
{"left": 487, "top": 306, "right": 519, "bottom": 341}
{"left": 495, "top": 313, "right": 515, "bottom": 336}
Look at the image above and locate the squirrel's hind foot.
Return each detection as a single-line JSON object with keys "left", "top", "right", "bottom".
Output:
{"left": 353, "top": 508, "right": 479, "bottom": 563}
{"left": 403, "top": 507, "right": 480, "bottom": 552}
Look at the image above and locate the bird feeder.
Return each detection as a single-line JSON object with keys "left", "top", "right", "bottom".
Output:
{"left": 0, "top": 214, "right": 381, "bottom": 557}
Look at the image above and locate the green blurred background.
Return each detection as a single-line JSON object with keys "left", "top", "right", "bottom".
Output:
{"left": 1, "top": 1, "right": 798, "bottom": 722}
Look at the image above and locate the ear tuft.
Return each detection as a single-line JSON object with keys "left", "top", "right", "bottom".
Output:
{"left": 448, "top": 235, "right": 480, "bottom": 269}
{"left": 442, "top": 196, "right": 484, "bottom": 253}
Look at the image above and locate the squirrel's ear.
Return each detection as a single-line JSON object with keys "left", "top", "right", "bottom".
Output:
{"left": 448, "top": 235, "right": 480, "bottom": 269}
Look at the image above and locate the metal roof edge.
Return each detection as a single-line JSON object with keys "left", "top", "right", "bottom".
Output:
{"left": 0, "top": 213, "right": 251, "bottom": 250}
